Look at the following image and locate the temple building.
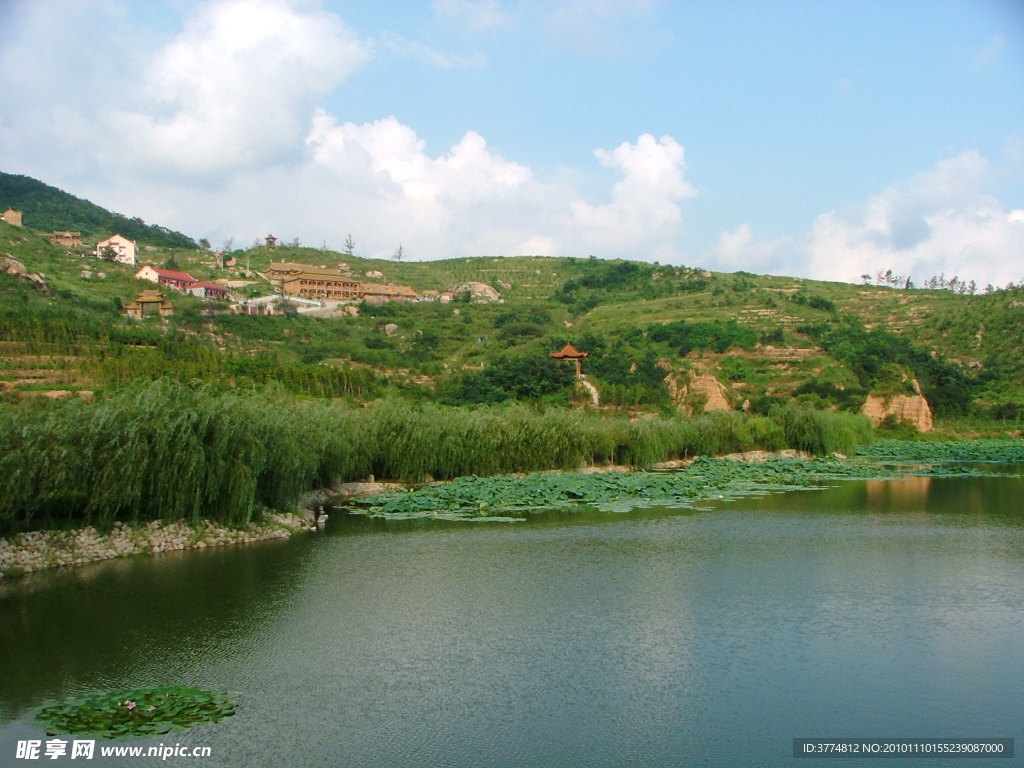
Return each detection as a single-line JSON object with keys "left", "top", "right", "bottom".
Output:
{"left": 550, "top": 342, "right": 588, "bottom": 377}
{"left": 124, "top": 290, "right": 174, "bottom": 319}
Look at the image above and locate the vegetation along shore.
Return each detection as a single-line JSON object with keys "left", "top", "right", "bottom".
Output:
{"left": 1, "top": 173, "right": 1022, "bottom": 578}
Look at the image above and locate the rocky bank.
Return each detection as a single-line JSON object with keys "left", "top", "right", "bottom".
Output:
{"left": 0, "top": 513, "right": 311, "bottom": 580}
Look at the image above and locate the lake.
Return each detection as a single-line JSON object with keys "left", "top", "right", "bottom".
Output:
{"left": 1, "top": 469, "right": 1021, "bottom": 766}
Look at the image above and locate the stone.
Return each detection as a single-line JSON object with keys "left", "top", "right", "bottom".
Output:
{"left": 450, "top": 281, "right": 501, "bottom": 302}
{"left": 861, "top": 381, "right": 934, "bottom": 432}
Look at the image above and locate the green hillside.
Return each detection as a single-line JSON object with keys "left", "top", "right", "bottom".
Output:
{"left": 1, "top": 179, "right": 1023, "bottom": 431}
{"left": 0, "top": 171, "right": 197, "bottom": 249}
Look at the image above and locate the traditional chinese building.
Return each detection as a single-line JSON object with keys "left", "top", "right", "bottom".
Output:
{"left": 282, "top": 272, "right": 363, "bottom": 301}
{"left": 50, "top": 231, "right": 82, "bottom": 247}
{"left": 550, "top": 342, "right": 588, "bottom": 377}
{"left": 124, "top": 290, "right": 174, "bottom": 319}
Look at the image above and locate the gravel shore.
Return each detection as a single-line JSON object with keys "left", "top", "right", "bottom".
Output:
{"left": 0, "top": 513, "right": 312, "bottom": 580}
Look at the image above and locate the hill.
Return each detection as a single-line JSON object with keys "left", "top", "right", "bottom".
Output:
{"left": 1, "top": 181, "right": 1022, "bottom": 431}
{"left": 0, "top": 171, "right": 197, "bottom": 249}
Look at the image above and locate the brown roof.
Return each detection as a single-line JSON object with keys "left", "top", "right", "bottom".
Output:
{"left": 550, "top": 342, "right": 588, "bottom": 359}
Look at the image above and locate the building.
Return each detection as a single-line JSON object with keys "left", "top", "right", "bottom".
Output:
{"left": 135, "top": 265, "right": 198, "bottom": 291}
{"left": 124, "top": 290, "right": 174, "bottom": 319}
{"left": 1, "top": 209, "right": 23, "bottom": 227}
{"left": 551, "top": 342, "right": 589, "bottom": 377}
{"left": 267, "top": 261, "right": 317, "bottom": 280}
{"left": 95, "top": 234, "right": 138, "bottom": 266}
{"left": 360, "top": 282, "right": 419, "bottom": 303}
{"left": 187, "top": 281, "right": 230, "bottom": 300}
{"left": 282, "top": 272, "right": 363, "bottom": 301}
{"left": 50, "top": 231, "right": 82, "bottom": 247}
{"left": 270, "top": 261, "right": 417, "bottom": 303}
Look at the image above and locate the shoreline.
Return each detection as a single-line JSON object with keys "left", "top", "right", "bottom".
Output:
{"left": 0, "top": 512, "right": 312, "bottom": 580}
{"left": 4, "top": 439, "right": 1021, "bottom": 581}
{"left": 0, "top": 456, "right": 805, "bottom": 581}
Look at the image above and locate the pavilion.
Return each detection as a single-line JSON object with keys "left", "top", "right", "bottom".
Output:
{"left": 550, "top": 342, "right": 588, "bottom": 377}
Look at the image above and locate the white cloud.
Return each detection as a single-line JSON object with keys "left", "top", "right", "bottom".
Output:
{"left": 803, "top": 152, "right": 1024, "bottom": 288}
{"left": 106, "top": 0, "right": 369, "bottom": 178}
{"left": 374, "top": 31, "right": 486, "bottom": 68}
{"left": 704, "top": 224, "right": 794, "bottom": 274}
{"left": 564, "top": 134, "right": 695, "bottom": 259}
{"left": 432, "top": 0, "right": 509, "bottom": 32}
{"left": 543, "top": 0, "right": 659, "bottom": 50}
{"left": 301, "top": 117, "right": 695, "bottom": 261}
{"left": 0, "top": 0, "right": 698, "bottom": 263}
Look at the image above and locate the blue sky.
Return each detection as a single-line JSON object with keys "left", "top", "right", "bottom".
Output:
{"left": 1, "top": 0, "right": 1022, "bottom": 286}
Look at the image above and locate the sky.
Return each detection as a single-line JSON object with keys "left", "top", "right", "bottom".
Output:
{"left": 1, "top": 0, "right": 1022, "bottom": 287}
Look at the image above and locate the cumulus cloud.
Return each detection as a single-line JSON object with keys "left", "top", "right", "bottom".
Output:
{"left": 106, "top": 0, "right": 369, "bottom": 179}
{"left": 704, "top": 224, "right": 795, "bottom": 274}
{"left": 563, "top": 134, "right": 695, "bottom": 259}
{"left": 803, "top": 152, "right": 1024, "bottom": 287}
{"left": 300, "top": 118, "right": 694, "bottom": 261}
{"left": 0, "top": 0, "right": 698, "bottom": 262}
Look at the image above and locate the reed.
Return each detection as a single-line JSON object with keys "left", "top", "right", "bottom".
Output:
{"left": 0, "top": 382, "right": 876, "bottom": 534}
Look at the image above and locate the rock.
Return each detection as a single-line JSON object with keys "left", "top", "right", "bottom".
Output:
{"left": 384, "top": 323, "right": 398, "bottom": 336}
{"left": 450, "top": 281, "right": 501, "bottom": 303}
{"left": 663, "top": 366, "right": 734, "bottom": 414}
{"left": 861, "top": 382, "right": 934, "bottom": 432}
{"left": 0, "top": 254, "right": 48, "bottom": 290}
{"left": 365, "top": 270, "right": 384, "bottom": 278}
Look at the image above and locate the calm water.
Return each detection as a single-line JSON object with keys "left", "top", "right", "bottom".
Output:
{"left": 1, "top": 470, "right": 1022, "bottom": 767}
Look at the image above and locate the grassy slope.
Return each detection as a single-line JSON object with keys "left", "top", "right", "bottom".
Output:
{"left": 3, "top": 218, "right": 1023, "bottom": 408}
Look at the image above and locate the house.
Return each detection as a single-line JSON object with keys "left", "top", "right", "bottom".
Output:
{"left": 124, "top": 290, "right": 174, "bottom": 319}
{"left": 96, "top": 234, "right": 138, "bottom": 266}
{"left": 1, "top": 209, "right": 23, "bottom": 227}
{"left": 187, "top": 281, "right": 229, "bottom": 300}
{"left": 135, "top": 265, "right": 198, "bottom": 291}
{"left": 50, "top": 231, "right": 82, "bottom": 247}
{"left": 360, "top": 282, "right": 419, "bottom": 303}
{"left": 282, "top": 271, "right": 363, "bottom": 301}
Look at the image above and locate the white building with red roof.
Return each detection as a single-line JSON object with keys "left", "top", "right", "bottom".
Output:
{"left": 187, "top": 281, "right": 229, "bottom": 300}
{"left": 135, "top": 265, "right": 198, "bottom": 291}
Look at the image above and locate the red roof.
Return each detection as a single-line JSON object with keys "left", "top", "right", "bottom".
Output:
{"left": 550, "top": 342, "right": 588, "bottom": 359}
{"left": 151, "top": 267, "right": 197, "bottom": 283}
{"left": 191, "top": 281, "right": 226, "bottom": 290}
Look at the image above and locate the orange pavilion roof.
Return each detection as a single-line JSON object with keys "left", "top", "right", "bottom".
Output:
{"left": 550, "top": 342, "right": 588, "bottom": 359}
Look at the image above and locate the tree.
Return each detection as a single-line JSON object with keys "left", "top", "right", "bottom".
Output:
{"left": 343, "top": 234, "right": 355, "bottom": 256}
{"left": 393, "top": 244, "right": 403, "bottom": 262}
{"left": 199, "top": 238, "right": 211, "bottom": 251}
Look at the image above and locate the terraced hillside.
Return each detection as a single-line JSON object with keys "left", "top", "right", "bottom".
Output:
{"left": 2, "top": 209, "right": 1023, "bottom": 425}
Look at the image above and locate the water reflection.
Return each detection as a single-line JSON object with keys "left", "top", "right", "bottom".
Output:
{"left": 1, "top": 471, "right": 1022, "bottom": 768}
{"left": 0, "top": 536, "right": 312, "bottom": 720}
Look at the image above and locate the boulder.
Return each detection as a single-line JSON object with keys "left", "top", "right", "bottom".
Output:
{"left": 0, "top": 254, "right": 48, "bottom": 290}
{"left": 450, "top": 282, "right": 501, "bottom": 302}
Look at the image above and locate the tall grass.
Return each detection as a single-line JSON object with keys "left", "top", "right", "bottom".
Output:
{"left": 0, "top": 381, "right": 875, "bottom": 533}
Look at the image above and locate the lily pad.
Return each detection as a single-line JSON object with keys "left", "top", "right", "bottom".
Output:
{"left": 36, "top": 685, "right": 237, "bottom": 739}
